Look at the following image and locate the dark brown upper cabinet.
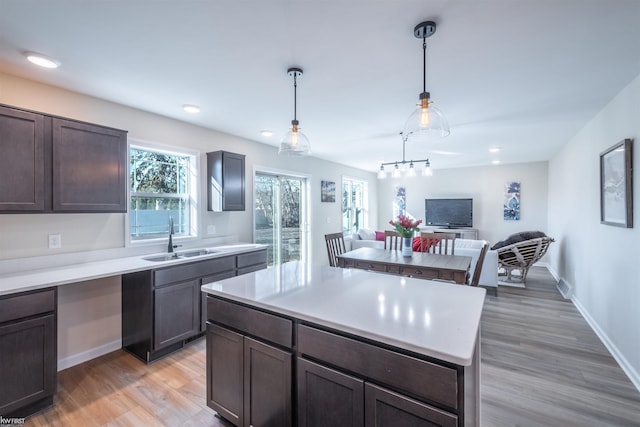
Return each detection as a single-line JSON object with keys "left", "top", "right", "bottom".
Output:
{"left": 0, "top": 105, "right": 46, "bottom": 211}
{"left": 52, "top": 118, "right": 127, "bottom": 212}
{"left": 0, "top": 104, "right": 128, "bottom": 213}
{"left": 207, "top": 150, "right": 246, "bottom": 211}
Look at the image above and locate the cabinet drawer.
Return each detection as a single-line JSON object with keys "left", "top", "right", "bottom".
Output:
{"left": 207, "top": 297, "right": 292, "bottom": 349}
{"left": 202, "top": 270, "right": 237, "bottom": 285}
{"left": 155, "top": 255, "right": 235, "bottom": 287}
{"left": 399, "top": 267, "right": 439, "bottom": 280}
{"left": 0, "top": 289, "right": 56, "bottom": 324}
{"left": 237, "top": 250, "right": 267, "bottom": 269}
{"left": 355, "top": 261, "right": 387, "bottom": 272}
{"left": 387, "top": 265, "right": 401, "bottom": 274}
{"left": 237, "top": 264, "right": 266, "bottom": 276}
{"left": 339, "top": 258, "right": 354, "bottom": 268}
{"left": 297, "top": 325, "right": 459, "bottom": 410}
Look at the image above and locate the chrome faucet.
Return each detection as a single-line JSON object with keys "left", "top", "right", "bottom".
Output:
{"left": 168, "top": 216, "right": 178, "bottom": 253}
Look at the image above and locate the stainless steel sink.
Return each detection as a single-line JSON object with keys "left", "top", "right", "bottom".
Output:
{"left": 181, "top": 249, "right": 217, "bottom": 257}
{"left": 142, "top": 248, "right": 218, "bottom": 262}
{"left": 143, "top": 254, "right": 183, "bottom": 262}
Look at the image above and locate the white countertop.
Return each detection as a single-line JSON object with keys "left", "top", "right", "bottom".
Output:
{"left": 201, "top": 261, "right": 486, "bottom": 366}
{"left": 0, "top": 243, "right": 267, "bottom": 296}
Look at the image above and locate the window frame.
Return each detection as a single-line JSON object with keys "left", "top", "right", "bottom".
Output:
{"left": 341, "top": 176, "right": 369, "bottom": 236}
{"left": 126, "top": 139, "right": 200, "bottom": 247}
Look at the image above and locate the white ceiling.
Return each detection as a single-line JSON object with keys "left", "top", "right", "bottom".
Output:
{"left": 1, "top": 0, "right": 640, "bottom": 173}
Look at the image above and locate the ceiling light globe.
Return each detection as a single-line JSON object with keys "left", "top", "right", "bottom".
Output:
{"left": 403, "top": 103, "right": 450, "bottom": 144}
{"left": 278, "top": 130, "right": 311, "bottom": 156}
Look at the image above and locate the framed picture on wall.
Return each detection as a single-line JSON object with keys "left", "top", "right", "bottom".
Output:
{"left": 321, "top": 180, "right": 336, "bottom": 203}
{"left": 600, "top": 138, "right": 633, "bottom": 228}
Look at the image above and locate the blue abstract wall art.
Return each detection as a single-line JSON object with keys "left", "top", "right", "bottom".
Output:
{"left": 504, "top": 181, "right": 521, "bottom": 220}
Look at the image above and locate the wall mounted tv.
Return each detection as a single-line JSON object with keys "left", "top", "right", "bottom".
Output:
{"left": 425, "top": 198, "right": 473, "bottom": 228}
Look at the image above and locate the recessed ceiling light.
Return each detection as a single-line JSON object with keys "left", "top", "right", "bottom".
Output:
{"left": 24, "top": 52, "right": 60, "bottom": 69}
{"left": 182, "top": 104, "right": 200, "bottom": 114}
{"left": 489, "top": 147, "right": 501, "bottom": 153}
{"left": 260, "top": 130, "right": 274, "bottom": 137}
{"left": 492, "top": 160, "right": 501, "bottom": 165}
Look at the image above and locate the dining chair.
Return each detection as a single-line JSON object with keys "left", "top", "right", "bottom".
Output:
{"left": 384, "top": 230, "right": 401, "bottom": 250}
{"left": 420, "top": 232, "right": 456, "bottom": 255}
{"left": 469, "top": 240, "right": 489, "bottom": 286}
{"left": 325, "top": 232, "right": 346, "bottom": 267}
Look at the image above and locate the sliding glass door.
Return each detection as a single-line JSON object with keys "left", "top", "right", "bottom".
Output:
{"left": 255, "top": 172, "right": 308, "bottom": 266}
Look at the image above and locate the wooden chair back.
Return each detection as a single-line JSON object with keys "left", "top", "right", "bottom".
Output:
{"left": 384, "top": 230, "right": 401, "bottom": 250}
{"left": 324, "top": 232, "right": 346, "bottom": 267}
{"left": 420, "top": 232, "right": 456, "bottom": 255}
{"left": 469, "top": 240, "right": 489, "bottom": 286}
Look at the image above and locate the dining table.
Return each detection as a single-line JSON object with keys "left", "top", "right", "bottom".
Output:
{"left": 336, "top": 247, "right": 472, "bottom": 285}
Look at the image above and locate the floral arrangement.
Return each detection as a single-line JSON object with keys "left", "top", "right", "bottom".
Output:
{"left": 388, "top": 214, "right": 423, "bottom": 238}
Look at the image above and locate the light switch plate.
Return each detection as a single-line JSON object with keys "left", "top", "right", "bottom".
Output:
{"left": 48, "top": 234, "right": 61, "bottom": 249}
{"left": 207, "top": 225, "right": 216, "bottom": 235}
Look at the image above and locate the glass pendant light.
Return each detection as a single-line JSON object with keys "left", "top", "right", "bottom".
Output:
{"left": 403, "top": 21, "right": 450, "bottom": 144}
{"left": 279, "top": 67, "right": 311, "bottom": 156}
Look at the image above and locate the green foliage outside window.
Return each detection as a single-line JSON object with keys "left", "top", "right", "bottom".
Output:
{"left": 130, "top": 147, "right": 192, "bottom": 240}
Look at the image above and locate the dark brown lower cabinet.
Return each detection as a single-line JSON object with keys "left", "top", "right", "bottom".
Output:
{"left": 206, "top": 323, "right": 292, "bottom": 427}
{"left": 207, "top": 323, "right": 244, "bottom": 425}
{"left": 122, "top": 250, "right": 266, "bottom": 363}
{"left": 244, "top": 337, "right": 291, "bottom": 427}
{"left": 364, "top": 383, "right": 458, "bottom": 427}
{"left": 297, "top": 358, "right": 457, "bottom": 427}
{"left": 206, "top": 293, "right": 469, "bottom": 426}
{"left": 0, "top": 288, "right": 57, "bottom": 417}
{"left": 154, "top": 279, "right": 200, "bottom": 349}
{"left": 297, "top": 358, "right": 364, "bottom": 427}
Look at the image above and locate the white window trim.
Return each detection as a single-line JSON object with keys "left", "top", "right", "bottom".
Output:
{"left": 253, "top": 165, "right": 312, "bottom": 264}
{"left": 126, "top": 138, "right": 201, "bottom": 247}
{"left": 341, "top": 175, "right": 369, "bottom": 235}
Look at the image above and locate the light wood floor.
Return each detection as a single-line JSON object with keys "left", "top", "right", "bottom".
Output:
{"left": 482, "top": 266, "right": 640, "bottom": 426}
{"left": 25, "top": 266, "right": 640, "bottom": 426}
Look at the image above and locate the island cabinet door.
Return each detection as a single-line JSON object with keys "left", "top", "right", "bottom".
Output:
{"left": 297, "top": 358, "right": 364, "bottom": 427}
{"left": 364, "top": 383, "right": 458, "bottom": 427}
{"left": 244, "top": 337, "right": 292, "bottom": 427}
{"left": 207, "top": 323, "right": 244, "bottom": 426}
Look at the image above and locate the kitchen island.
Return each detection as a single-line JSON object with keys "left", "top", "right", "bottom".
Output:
{"left": 202, "top": 261, "right": 485, "bottom": 427}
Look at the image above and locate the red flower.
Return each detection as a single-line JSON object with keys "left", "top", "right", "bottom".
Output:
{"left": 388, "top": 214, "right": 423, "bottom": 238}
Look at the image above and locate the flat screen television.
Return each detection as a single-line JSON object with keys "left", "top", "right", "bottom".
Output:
{"left": 425, "top": 198, "right": 473, "bottom": 228}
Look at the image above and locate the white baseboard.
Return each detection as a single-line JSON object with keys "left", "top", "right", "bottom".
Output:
{"left": 57, "top": 339, "right": 122, "bottom": 371}
{"left": 571, "top": 296, "right": 640, "bottom": 393}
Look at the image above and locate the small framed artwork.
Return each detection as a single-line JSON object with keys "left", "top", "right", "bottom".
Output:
{"left": 504, "top": 181, "right": 521, "bottom": 220}
{"left": 321, "top": 180, "right": 336, "bottom": 203}
{"left": 600, "top": 139, "right": 633, "bottom": 228}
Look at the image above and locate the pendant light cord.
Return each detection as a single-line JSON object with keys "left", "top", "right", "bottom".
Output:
{"left": 422, "top": 36, "right": 427, "bottom": 94}
{"left": 293, "top": 72, "right": 298, "bottom": 122}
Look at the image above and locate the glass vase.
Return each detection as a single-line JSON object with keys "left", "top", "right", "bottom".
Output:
{"left": 402, "top": 237, "right": 413, "bottom": 257}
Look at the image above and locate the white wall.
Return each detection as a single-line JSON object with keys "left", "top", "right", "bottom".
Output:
{"left": 0, "top": 72, "right": 377, "bottom": 367}
{"left": 376, "top": 162, "right": 549, "bottom": 247}
{"left": 548, "top": 73, "right": 640, "bottom": 389}
{"left": 0, "top": 72, "right": 377, "bottom": 264}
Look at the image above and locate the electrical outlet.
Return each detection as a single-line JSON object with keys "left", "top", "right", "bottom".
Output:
{"left": 207, "top": 225, "right": 216, "bottom": 235}
{"left": 48, "top": 234, "right": 61, "bottom": 249}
